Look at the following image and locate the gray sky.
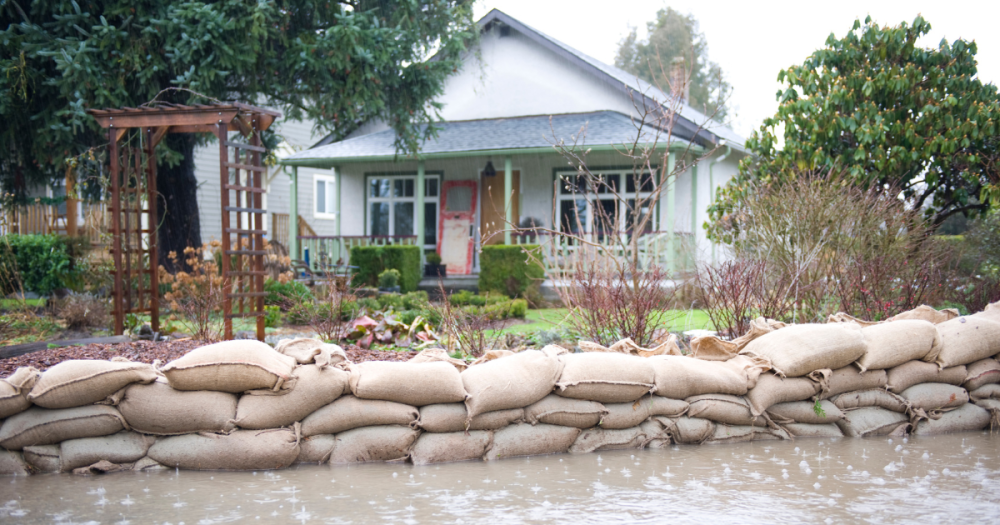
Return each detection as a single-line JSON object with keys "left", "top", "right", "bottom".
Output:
{"left": 473, "top": 0, "right": 1000, "bottom": 141}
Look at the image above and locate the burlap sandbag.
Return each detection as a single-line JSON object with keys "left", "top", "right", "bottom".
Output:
{"left": 485, "top": 423, "right": 580, "bottom": 460}
{"left": 654, "top": 416, "right": 716, "bottom": 445}
{"left": 835, "top": 407, "right": 909, "bottom": 437}
{"left": 160, "top": 340, "right": 296, "bottom": 393}
{"left": 416, "top": 404, "right": 523, "bottom": 433}
{"left": 132, "top": 456, "right": 168, "bottom": 472}
{"left": 462, "top": 350, "right": 562, "bottom": 419}
{"left": 900, "top": 383, "right": 969, "bottom": 412}
{"left": 569, "top": 426, "right": 646, "bottom": 453}
{"left": 686, "top": 394, "right": 759, "bottom": 426}
{"left": 912, "top": 403, "right": 990, "bottom": 436}
{"left": 745, "top": 372, "right": 821, "bottom": 417}
{"left": 964, "top": 358, "right": 1000, "bottom": 391}
{"left": 689, "top": 336, "right": 739, "bottom": 361}
{"left": 149, "top": 428, "right": 299, "bottom": 470}
{"left": 731, "top": 317, "right": 787, "bottom": 349}
{"left": 972, "top": 301, "right": 1000, "bottom": 323}
{"left": 741, "top": 323, "right": 866, "bottom": 378}
{"left": 60, "top": 431, "right": 156, "bottom": 472}
{"left": 28, "top": 360, "right": 158, "bottom": 409}
{"left": 974, "top": 398, "right": 1000, "bottom": 413}
{"left": 349, "top": 361, "right": 466, "bottom": 406}
{"left": 857, "top": 320, "right": 941, "bottom": 372}
{"left": 328, "top": 425, "right": 420, "bottom": 464}
{"left": 524, "top": 395, "right": 607, "bottom": 428}
{"left": 300, "top": 396, "right": 419, "bottom": 436}
{"left": 600, "top": 396, "right": 688, "bottom": 429}
{"left": 295, "top": 434, "right": 336, "bottom": 464}
{"left": 410, "top": 431, "right": 493, "bottom": 465}
{"left": 0, "top": 405, "right": 125, "bottom": 450}
{"left": 0, "top": 451, "right": 30, "bottom": 476}
{"left": 766, "top": 400, "right": 844, "bottom": 425}
{"left": 705, "top": 424, "right": 785, "bottom": 445}
{"left": 819, "top": 366, "right": 887, "bottom": 399}
{"left": 649, "top": 355, "right": 767, "bottom": 399}
{"left": 236, "top": 364, "right": 348, "bottom": 429}
{"left": 0, "top": 366, "right": 38, "bottom": 418}
{"left": 830, "top": 389, "right": 909, "bottom": 413}
{"left": 408, "top": 348, "right": 468, "bottom": 372}
{"left": 889, "top": 305, "right": 959, "bottom": 324}
{"left": 971, "top": 384, "right": 1000, "bottom": 401}
{"left": 555, "top": 352, "right": 655, "bottom": 403}
{"left": 784, "top": 423, "right": 844, "bottom": 438}
{"left": 827, "top": 312, "right": 879, "bottom": 327}
{"left": 274, "top": 337, "right": 347, "bottom": 367}
{"left": 22, "top": 445, "right": 60, "bottom": 473}
{"left": 886, "top": 361, "right": 967, "bottom": 393}
{"left": 639, "top": 419, "right": 672, "bottom": 448}
{"left": 470, "top": 349, "right": 515, "bottom": 366}
{"left": 932, "top": 317, "right": 1000, "bottom": 368}
{"left": 118, "top": 380, "right": 237, "bottom": 435}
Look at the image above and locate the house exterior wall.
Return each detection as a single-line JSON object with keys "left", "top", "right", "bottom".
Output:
{"left": 192, "top": 116, "right": 332, "bottom": 245}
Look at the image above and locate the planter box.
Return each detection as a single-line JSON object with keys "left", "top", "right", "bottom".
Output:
{"left": 424, "top": 264, "right": 447, "bottom": 277}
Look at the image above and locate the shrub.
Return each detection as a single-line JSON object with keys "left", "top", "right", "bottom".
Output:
{"left": 356, "top": 297, "right": 381, "bottom": 312}
{"left": 57, "top": 292, "right": 110, "bottom": 330}
{"left": 159, "top": 244, "right": 226, "bottom": 341}
{"left": 377, "top": 292, "right": 404, "bottom": 310}
{"left": 426, "top": 252, "right": 442, "bottom": 265}
{"left": 378, "top": 269, "right": 401, "bottom": 289}
{"left": 695, "top": 259, "right": 794, "bottom": 338}
{"left": 285, "top": 302, "right": 313, "bottom": 325}
{"left": 264, "top": 305, "right": 282, "bottom": 328}
{"left": 479, "top": 245, "right": 545, "bottom": 298}
{"left": 349, "top": 245, "right": 421, "bottom": 292}
{"left": 263, "top": 278, "right": 313, "bottom": 309}
{"left": 0, "top": 234, "right": 77, "bottom": 295}
{"left": 448, "top": 290, "right": 508, "bottom": 307}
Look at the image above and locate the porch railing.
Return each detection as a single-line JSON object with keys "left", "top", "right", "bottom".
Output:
{"left": 296, "top": 235, "right": 418, "bottom": 272}
{"left": 510, "top": 230, "right": 695, "bottom": 276}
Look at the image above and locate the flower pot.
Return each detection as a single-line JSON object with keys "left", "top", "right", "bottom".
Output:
{"left": 424, "top": 264, "right": 447, "bottom": 277}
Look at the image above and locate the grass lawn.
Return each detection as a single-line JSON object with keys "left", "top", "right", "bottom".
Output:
{"left": 0, "top": 298, "right": 46, "bottom": 309}
{"left": 496, "top": 308, "right": 714, "bottom": 335}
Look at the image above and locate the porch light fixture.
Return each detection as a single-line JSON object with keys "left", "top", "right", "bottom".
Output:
{"left": 483, "top": 160, "right": 497, "bottom": 177}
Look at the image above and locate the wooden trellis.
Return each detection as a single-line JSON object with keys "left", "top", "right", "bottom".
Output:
{"left": 88, "top": 103, "right": 280, "bottom": 341}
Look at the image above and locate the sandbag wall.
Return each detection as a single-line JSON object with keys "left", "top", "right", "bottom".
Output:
{"left": 1, "top": 302, "right": 1000, "bottom": 475}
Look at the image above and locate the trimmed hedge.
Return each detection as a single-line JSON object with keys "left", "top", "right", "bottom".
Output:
{"left": 349, "top": 245, "right": 422, "bottom": 292}
{"left": 478, "top": 244, "right": 545, "bottom": 298}
{"left": 0, "top": 234, "right": 78, "bottom": 295}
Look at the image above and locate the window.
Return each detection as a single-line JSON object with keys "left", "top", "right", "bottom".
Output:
{"left": 314, "top": 173, "right": 337, "bottom": 219}
{"left": 366, "top": 174, "right": 441, "bottom": 249}
{"left": 556, "top": 169, "right": 657, "bottom": 235}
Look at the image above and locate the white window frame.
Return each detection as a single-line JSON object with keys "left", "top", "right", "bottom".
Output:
{"left": 313, "top": 173, "right": 338, "bottom": 220}
{"left": 365, "top": 173, "right": 441, "bottom": 250}
{"left": 555, "top": 169, "right": 657, "bottom": 234}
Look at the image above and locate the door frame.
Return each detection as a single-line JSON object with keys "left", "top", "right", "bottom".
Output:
{"left": 438, "top": 179, "right": 478, "bottom": 275}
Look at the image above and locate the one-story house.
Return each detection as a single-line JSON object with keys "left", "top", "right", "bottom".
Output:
{"left": 278, "top": 9, "right": 746, "bottom": 276}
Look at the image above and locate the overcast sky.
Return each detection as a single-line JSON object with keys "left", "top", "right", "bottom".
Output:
{"left": 473, "top": 0, "right": 1000, "bottom": 142}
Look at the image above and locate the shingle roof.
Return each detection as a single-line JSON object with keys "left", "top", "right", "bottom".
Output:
{"left": 283, "top": 111, "right": 690, "bottom": 163}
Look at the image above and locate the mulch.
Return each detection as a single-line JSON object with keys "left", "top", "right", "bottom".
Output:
{"left": 0, "top": 338, "right": 421, "bottom": 376}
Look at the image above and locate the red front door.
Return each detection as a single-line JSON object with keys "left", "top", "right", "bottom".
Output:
{"left": 438, "top": 180, "right": 477, "bottom": 275}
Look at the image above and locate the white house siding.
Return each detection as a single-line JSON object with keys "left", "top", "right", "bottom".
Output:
{"left": 192, "top": 116, "right": 331, "bottom": 245}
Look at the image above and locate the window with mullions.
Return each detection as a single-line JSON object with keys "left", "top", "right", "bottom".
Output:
{"left": 557, "top": 171, "right": 657, "bottom": 235}
{"left": 367, "top": 174, "right": 440, "bottom": 248}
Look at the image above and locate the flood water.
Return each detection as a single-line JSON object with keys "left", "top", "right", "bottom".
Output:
{"left": 2, "top": 431, "right": 999, "bottom": 524}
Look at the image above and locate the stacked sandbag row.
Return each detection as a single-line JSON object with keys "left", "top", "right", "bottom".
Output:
{"left": 2, "top": 302, "right": 999, "bottom": 475}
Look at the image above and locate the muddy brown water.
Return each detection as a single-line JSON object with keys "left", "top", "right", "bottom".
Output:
{"left": 2, "top": 432, "right": 999, "bottom": 524}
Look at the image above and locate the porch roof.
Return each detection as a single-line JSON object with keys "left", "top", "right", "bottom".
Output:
{"left": 280, "top": 110, "right": 694, "bottom": 167}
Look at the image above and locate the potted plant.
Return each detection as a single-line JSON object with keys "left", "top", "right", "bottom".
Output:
{"left": 377, "top": 268, "right": 402, "bottom": 293}
{"left": 424, "top": 252, "right": 447, "bottom": 277}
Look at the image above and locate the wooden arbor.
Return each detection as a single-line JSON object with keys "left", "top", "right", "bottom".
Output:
{"left": 88, "top": 103, "right": 280, "bottom": 341}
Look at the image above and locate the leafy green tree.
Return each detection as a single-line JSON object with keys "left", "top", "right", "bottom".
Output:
{"left": 615, "top": 7, "right": 731, "bottom": 122}
{"left": 0, "top": 0, "right": 475, "bottom": 266}
{"left": 709, "top": 15, "right": 1000, "bottom": 239}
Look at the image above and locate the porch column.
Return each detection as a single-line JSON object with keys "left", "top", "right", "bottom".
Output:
{"left": 289, "top": 166, "right": 299, "bottom": 260}
{"left": 334, "top": 166, "right": 341, "bottom": 236}
{"left": 416, "top": 160, "right": 425, "bottom": 259}
{"left": 690, "top": 162, "right": 698, "bottom": 270}
{"left": 665, "top": 152, "right": 676, "bottom": 275}
{"left": 504, "top": 155, "right": 512, "bottom": 245}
